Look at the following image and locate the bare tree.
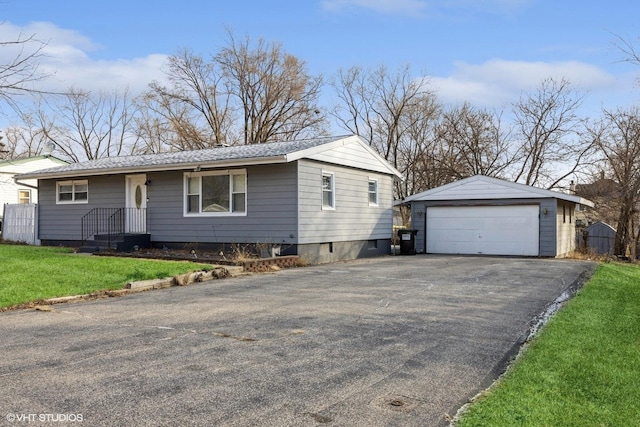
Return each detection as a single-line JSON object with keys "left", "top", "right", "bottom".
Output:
{"left": 331, "top": 64, "right": 442, "bottom": 225}
{"left": 24, "top": 88, "right": 140, "bottom": 162}
{"left": 586, "top": 107, "right": 640, "bottom": 258}
{"left": 395, "top": 94, "right": 442, "bottom": 209}
{"left": 402, "top": 102, "right": 448, "bottom": 192}
{"left": 2, "top": 115, "right": 52, "bottom": 159}
{"left": 216, "top": 32, "right": 326, "bottom": 144}
{"left": 332, "top": 65, "right": 427, "bottom": 159}
{"left": 611, "top": 32, "right": 640, "bottom": 85}
{"left": 0, "top": 29, "right": 51, "bottom": 155}
{"left": 143, "top": 32, "right": 327, "bottom": 149}
{"left": 437, "top": 103, "right": 512, "bottom": 179}
{"left": 131, "top": 96, "right": 175, "bottom": 154}
{"left": 511, "top": 77, "right": 591, "bottom": 189}
{"left": 143, "top": 48, "right": 234, "bottom": 149}
{"left": 0, "top": 30, "right": 49, "bottom": 113}
{"left": 135, "top": 89, "right": 224, "bottom": 152}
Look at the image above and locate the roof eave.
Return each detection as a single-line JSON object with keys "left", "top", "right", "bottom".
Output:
{"left": 576, "top": 197, "right": 595, "bottom": 208}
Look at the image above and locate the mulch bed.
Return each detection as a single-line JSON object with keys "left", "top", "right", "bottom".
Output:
{"left": 93, "top": 248, "right": 300, "bottom": 273}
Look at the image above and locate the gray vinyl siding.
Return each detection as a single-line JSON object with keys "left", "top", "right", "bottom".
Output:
{"left": 410, "top": 198, "right": 559, "bottom": 257}
{"left": 38, "top": 164, "right": 299, "bottom": 245}
{"left": 539, "top": 199, "right": 558, "bottom": 256}
{"left": 146, "top": 163, "right": 298, "bottom": 245}
{"left": 38, "top": 175, "right": 126, "bottom": 241}
{"left": 297, "top": 159, "right": 394, "bottom": 244}
{"left": 36, "top": 157, "right": 397, "bottom": 263}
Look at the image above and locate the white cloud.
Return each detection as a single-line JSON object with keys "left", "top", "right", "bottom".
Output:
{"left": 40, "top": 54, "right": 168, "bottom": 94}
{"left": 429, "top": 59, "right": 620, "bottom": 109}
{"left": 320, "top": 0, "right": 531, "bottom": 17}
{"left": 320, "top": 0, "right": 427, "bottom": 16}
{"left": 0, "top": 21, "right": 168, "bottom": 95}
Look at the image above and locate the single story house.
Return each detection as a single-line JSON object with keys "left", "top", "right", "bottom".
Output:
{"left": 1, "top": 155, "right": 67, "bottom": 230}
{"left": 16, "top": 135, "right": 403, "bottom": 264}
{"left": 402, "top": 175, "right": 594, "bottom": 257}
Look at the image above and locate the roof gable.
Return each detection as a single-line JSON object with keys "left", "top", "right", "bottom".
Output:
{"left": 404, "top": 175, "right": 594, "bottom": 207}
{"left": 288, "top": 135, "right": 402, "bottom": 178}
{"left": 0, "top": 156, "right": 67, "bottom": 174}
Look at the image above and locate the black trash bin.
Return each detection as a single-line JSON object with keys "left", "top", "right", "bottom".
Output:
{"left": 397, "top": 229, "right": 417, "bottom": 255}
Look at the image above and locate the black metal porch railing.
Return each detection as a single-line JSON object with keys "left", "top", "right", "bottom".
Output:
{"left": 81, "top": 208, "right": 147, "bottom": 248}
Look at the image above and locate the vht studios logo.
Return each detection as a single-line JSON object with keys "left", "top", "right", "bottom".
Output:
{"left": 5, "top": 413, "right": 83, "bottom": 423}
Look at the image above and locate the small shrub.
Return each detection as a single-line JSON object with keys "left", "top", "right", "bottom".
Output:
{"left": 296, "top": 256, "right": 311, "bottom": 267}
{"left": 230, "top": 244, "right": 257, "bottom": 262}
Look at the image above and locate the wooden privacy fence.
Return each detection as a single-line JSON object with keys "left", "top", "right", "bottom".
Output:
{"left": 2, "top": 203, "right": 39, "bottom": 245}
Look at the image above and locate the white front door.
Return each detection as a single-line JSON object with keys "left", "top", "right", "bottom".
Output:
{"left": 125, "top": 174, "right": 147, "bottom": 233}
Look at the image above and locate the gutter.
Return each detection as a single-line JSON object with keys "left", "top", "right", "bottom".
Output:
{"left": 13, "top": 179, "right": 38, "bottom": 190}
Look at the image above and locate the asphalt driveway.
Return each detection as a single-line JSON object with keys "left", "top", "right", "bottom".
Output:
{"left": 0, "top": 255, "right": 595, "bottom": 427}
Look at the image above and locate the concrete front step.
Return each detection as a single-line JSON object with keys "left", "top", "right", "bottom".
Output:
{"left": 81, "top": 234, "right": 151, "bottom": 252}
{"left": 77, "top": 245, "right": 111, "bottom": 253}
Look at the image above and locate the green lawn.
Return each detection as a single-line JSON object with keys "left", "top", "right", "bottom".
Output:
{"left": 456, "top": 262, "right": 640, "bottom": 427}
{"left": 0, "top": 244, "right": 211, "bottom": 309}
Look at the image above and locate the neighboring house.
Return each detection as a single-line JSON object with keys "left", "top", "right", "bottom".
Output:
{"left": 16, "top": 135, "right": 403, "bottom": 264}
{"left": 0, "top": 156, "right": 67, "bottom": 230}
{"left": 402, "top": 175, "right": 594, "bottom": 257}
{"left": 572, "top": 174, "right": 621, "bottom": 228}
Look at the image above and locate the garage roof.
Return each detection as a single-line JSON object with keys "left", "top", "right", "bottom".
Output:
{"left": 404, "top": 175, "right": 594, "bottom": 207}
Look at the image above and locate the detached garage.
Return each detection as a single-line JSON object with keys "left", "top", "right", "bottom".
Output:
{"left": 403, "top": 175, "right": 594, "bottom": 257}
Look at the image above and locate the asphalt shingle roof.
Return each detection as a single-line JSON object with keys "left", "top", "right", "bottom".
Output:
{"left": 19, "top": 135, "right": 350, "bottom": 178}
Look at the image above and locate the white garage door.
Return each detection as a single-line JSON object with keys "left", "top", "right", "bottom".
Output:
{"left": 426, "top": 205, "right": 539, "bottom": 256}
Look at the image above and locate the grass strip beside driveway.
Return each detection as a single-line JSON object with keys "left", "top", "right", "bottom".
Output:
{"left": 0, "top": 244, "right": 212, "bottom": 309}
{"left": 456, "top": 262, "right": 640, "bottom": 427}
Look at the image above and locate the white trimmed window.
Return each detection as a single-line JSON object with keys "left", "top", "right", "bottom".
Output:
{"left": 322, "top": 171, "right": 335, "bottom": 210}
{"left": 18, "top": 189, "right": 31, "bottom": 204}
{"left": 56, "top": 180, "right": 88, "bottom": 204}
{"left": 184, "top": 170, "right": 246, "bottom": 216}
{"left": 368, "top": 179, "right": 378, "bottom": 206}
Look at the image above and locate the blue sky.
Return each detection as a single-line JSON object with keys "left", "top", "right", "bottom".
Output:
{"left": 1, "top": 0, "right": 639, "bottom": 120}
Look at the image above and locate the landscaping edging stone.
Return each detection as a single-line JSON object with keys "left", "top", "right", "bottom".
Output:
{"left": 4, "top": 254, "right": 301, "bottom": 312}
{"left": 3, "top": 264, "right": 245, "bottom": 312}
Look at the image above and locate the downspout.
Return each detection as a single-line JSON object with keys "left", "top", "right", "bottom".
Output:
{"left": 13, "top": 179, "right": 39, "bottom": 190}
{"left": 424, "top": 204, "right": 427, "bottom": 254}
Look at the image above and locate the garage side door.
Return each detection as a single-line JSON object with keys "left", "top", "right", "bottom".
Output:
{"left": 426, "top": 205, "right": 539, "bottom": 256}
